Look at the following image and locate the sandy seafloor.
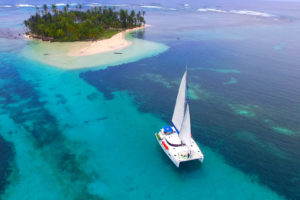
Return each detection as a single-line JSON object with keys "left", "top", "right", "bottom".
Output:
{"left": 1, "top": 0, "right": 300, "bottom": 200}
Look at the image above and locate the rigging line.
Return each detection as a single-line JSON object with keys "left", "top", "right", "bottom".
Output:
{"left": 171, "top": 121, "right": 180, "bottom": 135}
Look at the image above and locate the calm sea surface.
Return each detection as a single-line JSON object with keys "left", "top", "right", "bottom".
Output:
{"left": 0, "top": 1, "right": 300, "bottom": 199}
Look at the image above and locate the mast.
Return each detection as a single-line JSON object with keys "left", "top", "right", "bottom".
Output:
{"left": 179, "top": 103, "right": 192, "bottom": 148}
{"left": 171, "top": 71, "right": 187, "bottom": 131}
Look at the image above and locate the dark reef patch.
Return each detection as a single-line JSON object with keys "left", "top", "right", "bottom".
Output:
{"left": 97, "top": 116, "right": 108, "bottom": 121}
{"left": 55, "top": 94, "right": 67, "bottom": 105}
{"left": 0, "top": 53, "right": 101, "bottom": 199}
{"left": 0, "top": 135, "right": 14, "bottom": 196}
{"left": 86, "top": 92, "right": 99, "bottom": 101}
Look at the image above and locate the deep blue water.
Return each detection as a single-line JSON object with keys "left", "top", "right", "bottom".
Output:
{"left": 1, "top": 1, "right": 300, "bottom": 200}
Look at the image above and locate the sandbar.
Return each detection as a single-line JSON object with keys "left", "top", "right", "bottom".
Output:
{"left": 25, "top": 25, "right": 148, "bottom": 57}
{"left": 21, "top": 24, "right": 169, "bottom": 70}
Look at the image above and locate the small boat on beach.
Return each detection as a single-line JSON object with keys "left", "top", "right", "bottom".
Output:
{"left": 155, "top": 69, "right": 204, "bottom": 167}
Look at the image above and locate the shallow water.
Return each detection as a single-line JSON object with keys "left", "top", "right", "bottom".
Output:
{"left": 21, "top": 32, "right": 168, "bottom": 70}
{"left": 1, "top": 1, "right": 300, "bottom": 200}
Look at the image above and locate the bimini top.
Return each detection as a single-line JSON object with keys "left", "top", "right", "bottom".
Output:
{"left": 163, "top": 126, "right": 173, "bottom": 133}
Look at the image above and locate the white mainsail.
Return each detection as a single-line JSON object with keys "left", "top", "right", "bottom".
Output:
{"left": 171, "top": 71, "right": 187, "bottom": 131}
{"left": 179, "top": 104, "right": 192, "bottom": 148}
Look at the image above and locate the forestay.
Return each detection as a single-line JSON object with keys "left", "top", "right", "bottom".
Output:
{"left": 171, "top": 71, "right": 187, "bottom": 131}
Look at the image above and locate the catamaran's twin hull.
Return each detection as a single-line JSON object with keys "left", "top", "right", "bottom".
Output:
{"left": 155, "top": 129, "right": 204, "bottom": 167}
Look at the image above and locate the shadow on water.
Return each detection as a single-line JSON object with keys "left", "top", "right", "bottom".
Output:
{"left": 177, "top": 160, "right": 203, "bottom": 172}
{"left": 155, "top": 138, "right": 203, "bottom": 172}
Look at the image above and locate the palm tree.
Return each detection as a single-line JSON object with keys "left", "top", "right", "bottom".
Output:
{"left": 51, "top": 4, "right": 57, "bottom": 15}
{"left": 43, "top": 4, "right": 48, "bottom": 14}
{"left": 129, "top": 10, "right": 135, "bottom": 27}
{"left": 137, "top": 11, "right": 141, "bottom": 25}
{"left": 63, "top": 4, "right": 70, "bottom": 14}
{"left": 24, "top": 6, "right": 146, "bottom": 41}
{"left": 35, "top": 6, "right": 40, "bottom": 14}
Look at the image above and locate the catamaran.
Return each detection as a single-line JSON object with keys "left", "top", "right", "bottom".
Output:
{"left": 155, "top": 70, "right": 204, "bottom": 167}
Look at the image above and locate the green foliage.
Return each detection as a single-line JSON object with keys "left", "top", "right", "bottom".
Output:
{"left": 24, "top": 4, "right": 146, "bottom": 42}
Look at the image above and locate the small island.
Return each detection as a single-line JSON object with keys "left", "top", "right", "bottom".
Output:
{"left": 24, "top": 4, "right": 146, "bottom": 42}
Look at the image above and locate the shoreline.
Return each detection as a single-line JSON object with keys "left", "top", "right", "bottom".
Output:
{"left": 21, "top": 24, "right": 168, "bottom": 70}
{"left": 24, "top": 25, "right": 149, "bottom": 57}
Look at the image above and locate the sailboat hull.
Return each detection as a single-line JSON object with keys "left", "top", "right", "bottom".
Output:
{"left": 155, "top": 127, "right": 204, "bottom": 167}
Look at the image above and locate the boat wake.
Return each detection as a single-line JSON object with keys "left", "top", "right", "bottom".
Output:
{"left": 55, "top": 3, "right": 67, "bottom": 7}
{"left": 197, "top": 8, "right": 226, "bottom": 13}
{"left": 107, "top": 4, "right": 129, "bottom": 7}
{"left": 16, "top": 4, "right": 35, "bottom": 7}
{"left": 229, "top": 10, "right": 273, "bottom": 17}
{"left": 140, "top": 5, "right": 163, "bottom": 9}
{"left": 87, "top": 3, "right": 102, "bottom": 7}
{"left": 197, "top": 8, "right": 274, "bottom": 17}
{"left": 140, "top": 5, "right": 177, "bottom": 11}
{"left": 0, "top": 5, "right": 12, "bottom": 8}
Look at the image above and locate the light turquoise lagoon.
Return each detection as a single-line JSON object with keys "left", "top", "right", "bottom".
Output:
{"left": 21, "top": 32, "right": 168, "bottom": 70}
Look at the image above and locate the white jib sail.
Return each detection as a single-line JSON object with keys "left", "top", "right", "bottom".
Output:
{"left": 179, "top": 104, "right": 192, "bottom": 148}
{"left": 172, "top": 71, "right": 187, "bottom": 131}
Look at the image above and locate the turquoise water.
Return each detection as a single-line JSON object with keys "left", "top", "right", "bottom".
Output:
{"left": 1, "top": 1, "right": 300, "bottom": 200}
{"left": 0, "top": 53, "right": 284, "bottom": 200}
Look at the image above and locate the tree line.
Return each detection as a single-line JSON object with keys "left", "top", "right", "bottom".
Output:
{"left": 24, "top": 4, "right": 146, "bottom": 41}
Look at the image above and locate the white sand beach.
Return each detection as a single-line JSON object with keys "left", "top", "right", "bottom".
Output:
{"left": 21, "top": 24, "right": 168, "bottom": 70}
{"left": 24, "top": 25, "right": 148, "bottom": 57}
{"left": 68, "top": 26, "right": 147, "bottom": 56}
